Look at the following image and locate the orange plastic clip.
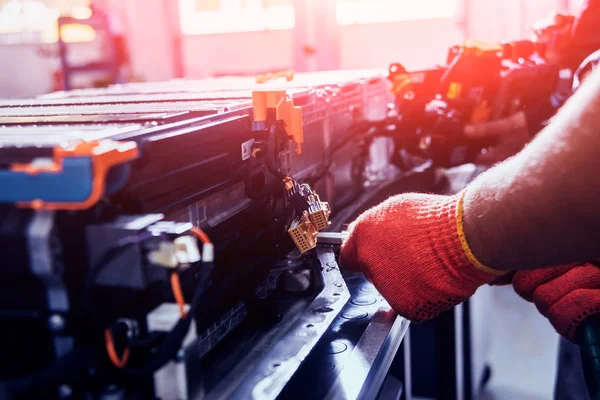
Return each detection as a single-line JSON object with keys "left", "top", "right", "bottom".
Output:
{"left": 11, "top": 140, "right": 139, "bottom": 210}
{"left": 462, "top": 39, "right": 503, "bottom": 57}
{"left": 252, "top": 90, "right": 304, "bottom": 154}
{"left": 283, "top": 176, "right": 294, "bottom": 191}
{"left": 391, "top": 73, "right": 412, "bottom": 96}
{"left": 255, "top": 69, "right": 295, "bottom": 84}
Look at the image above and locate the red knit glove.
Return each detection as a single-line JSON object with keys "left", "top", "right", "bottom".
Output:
{"left": 340, "top": 192, "right": 506, "bottom": 322}
{"left": 513, "top": 263, "right": 600, "bottom": 342}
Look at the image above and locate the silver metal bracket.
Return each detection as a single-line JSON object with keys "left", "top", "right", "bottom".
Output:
{"left": 316, "top": 231, "right": 349, "bottom": 246}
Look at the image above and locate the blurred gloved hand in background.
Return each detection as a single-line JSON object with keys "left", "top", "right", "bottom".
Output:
{"left": 464, "top": 111, "right": 530, "bottom": 165}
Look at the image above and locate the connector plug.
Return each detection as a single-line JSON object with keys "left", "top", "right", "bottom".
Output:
{"left": 288, "top": 212, "right": 318, "bottom": 254}
{"left": 307, "top": 193, "right": 331, "bottom": 231}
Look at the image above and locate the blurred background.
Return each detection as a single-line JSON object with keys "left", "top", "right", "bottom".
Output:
{"left": 0, "top": 0, "right": 586, "bottom": 98}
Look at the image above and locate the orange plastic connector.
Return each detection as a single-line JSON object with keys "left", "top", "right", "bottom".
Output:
{"left": 283, "top": 176, "right": 294, "bottom": 191}
{"left": 288, "top": 212, "right": 318, "bottom": 254}
{"left": 255, "top": 69, "right": 295, "bottom": 84}
{"left": 105, "top": 328, "right": 130, "bottom": 368}
{"left": 391, "top": 73, "right": 411, "bottom": 96}
{"left": 12, "top": 140, "right": 139, "bottom": 210}
{"left": 461, "top": 39, "right": 503, "bottom": 57}
{"left": 252, "top": 90, "right": 304, "bottom": 154}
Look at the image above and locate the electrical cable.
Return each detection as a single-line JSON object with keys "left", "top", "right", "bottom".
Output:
{"left": 1, "top": 225, "right": 219, "bottom": 392}
{"left": 5, "top": 212, "right": 224, "bottom": 392}
{"left": 245, "top": 120, "right": 378, "bottom": 201}
{"left": 104, "top": 328, "right": 130, "bottom": 368}
{"left": 190, "top": 226, "right": 211, "bottom": 244}
{"left": 244, "top": 167, "right": 286, "bottom": 201}
{"left": 305, "top": 121, "right": 382, "bottom": 186}
{"left": 116, "top": 225, "right": 213, "bottom": 376}
{"left": 332, "top": 143, "right": 370, "bottom": 213}
{"left": 120, "top": 271, "right": 209, "bottom": 376}
{"left": 170, "top": 272, "right": 187, "bottom": 318}
{"left": 91, "top": 227, "right": 212, "bottom": 372}
{"left": 170, "top": 226, "right": 212, "bottom": 319}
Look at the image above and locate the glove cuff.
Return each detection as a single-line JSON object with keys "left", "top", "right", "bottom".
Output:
{"left": 414, "top": 191, "right": 506, "bottom": 289}
{"left": 455, "top": 190, "right": 507, "bottom": 277}
{"left": 550, "top": 291, "right": 600, "bottom": 342}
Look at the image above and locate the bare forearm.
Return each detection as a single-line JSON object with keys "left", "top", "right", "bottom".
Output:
{"left": 463, "top": 68, "right": 600, "bottom": 270}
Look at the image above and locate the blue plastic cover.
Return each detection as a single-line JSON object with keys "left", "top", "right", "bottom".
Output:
{"left": 0, "top": 157, "right": 93, "bottom": 203}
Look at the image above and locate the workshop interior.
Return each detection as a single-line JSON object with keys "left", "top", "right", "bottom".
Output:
{"left": 0, "top": 0, "right": 595, "bottom": 399}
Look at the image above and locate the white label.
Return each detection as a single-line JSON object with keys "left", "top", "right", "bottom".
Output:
{"left": 241, "top": 139, "right": 255, "bottom": 161}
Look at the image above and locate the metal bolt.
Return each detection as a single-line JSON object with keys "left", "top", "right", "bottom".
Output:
{"left": 49, "top": 314, "right": 65, "bottom": 332}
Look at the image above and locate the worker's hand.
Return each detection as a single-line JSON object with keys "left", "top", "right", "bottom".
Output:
{"left": 340, "top": 192, "right": 506, "bottom": 322}
{"left": 513, "top": 263, "right": 600, "bottom": 342}
{"left": 464, "top": 111, "right": 530, "bottom": 165}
